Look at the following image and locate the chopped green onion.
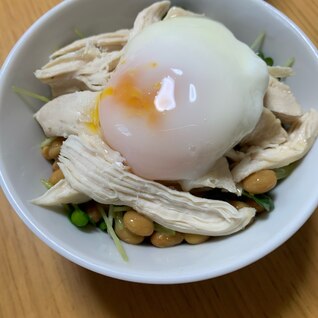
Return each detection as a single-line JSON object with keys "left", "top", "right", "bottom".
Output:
{"left": 250, "top": 32, "right": 266, "bottom": 52}
{"left": 70, "top": 204, "right": 89, "bottom": 227}
{"left": 154, "top": 223, "right": 175, "bottom": 235}
{"left": 274, "top": 161, "right": 298, "bottom": 180}
{"left": 97, "top": 205, "right": 128, "bottom": 262}
{"left": 74, "top": 28, "right": 85, "bottom": 39}
{"left": 242, "top": 191, "right": 274, "bottom": 212}
{"left": 283, "top": 57, "right": 295, "bottom": 67}
{"left": 41, "top": 179, "right": 53, "bottom": 189}
{"left": 12, "top": 86, "right": 50, "bottom": 103}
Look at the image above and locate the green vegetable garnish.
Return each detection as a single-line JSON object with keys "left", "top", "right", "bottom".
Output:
{"left": 251, "top": 33, "right": 274, "bottom": 66}
{"left": 264, "top": 56, "right": 274, "bottom": 66}
{"left": 98, "top": 221, "right": 107, "bottom": 231}
{"left": 256, "top": 52, "right": 274, "bottom": 66}
{"left": 114, "top": 212, "right": 125, "bottom": 231}
{"left": 12, "top": 86, "right": 50, "bottom": 103}
{"left": 284, "top": 57, "right": 295, "bottom": 67}
{"left": 274, "top": 161, "right": 299, "bottom": 180}
{"left": 250, "top": 32, "right": 266, "bottom": 52}
{"left": 97, "top": 205, "right": 128, "bottom": 262}
{"left": 41, "top": 179, "right": 53, "bottom": 189}
{"left": 154, "top": 223, "right": 176, "bottom": 235}
{"left": 242, "top": 191, "right": 274, "bottom": 212}
{"left": 74, "top": 28, "right": 85, "bottom": 39}
{"left": 107, "top": 205, "right": 131, "bottom": 232}
{"left": 70, "top": 204, "right": 90, "bottom": 227}
{"left": 107, "top": 205, "right": 115, "bottom": 233}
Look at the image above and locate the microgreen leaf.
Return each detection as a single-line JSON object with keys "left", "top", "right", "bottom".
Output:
{"left": 12, "top": 86, "right": 50, "bottom": 103}
{"left": 242, "top": 191, "right": 274, "bottom": 212}
{"left": 283, "top": 57, "right": 295, "bottom": 67}
{"left": 41, "top": 179, "right": 53, "bottom": 189}
{"left": 257, "top": 51, "right": 275, "bottom": 66}
{"left": 74, "top": 28, "right": 85, "bottom": 39}
{"left": 250, "top": 32, "right": 266, "bottom": 52}
{"left": 97, "top": 205, "right": 128, "bottom": 262}
{"left": 274, "top": 161, "right": 299, "bottom": 180}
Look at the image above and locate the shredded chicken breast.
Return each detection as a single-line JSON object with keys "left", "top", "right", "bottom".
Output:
{"left": 32, "top": 1, "right": 318, "bottom": 244}
{"left": 231, "top": 109, "right": 318, "bottom": 182}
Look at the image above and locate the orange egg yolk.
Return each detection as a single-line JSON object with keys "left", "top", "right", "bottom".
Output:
{"left": 100, "top": 66, "right": 163, "bottom": 124}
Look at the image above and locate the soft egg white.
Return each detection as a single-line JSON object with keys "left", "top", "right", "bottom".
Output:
{"left": 99, "top": 17, "right": 269, "bottom": 180}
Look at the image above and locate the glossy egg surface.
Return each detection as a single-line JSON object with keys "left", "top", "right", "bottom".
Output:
{"left": 99, "top": 17, "right": 268, "bottom": 180}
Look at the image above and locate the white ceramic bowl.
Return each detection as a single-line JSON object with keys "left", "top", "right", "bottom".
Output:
{"left": 0, "top": 0, "right": 317, "bottom": 284}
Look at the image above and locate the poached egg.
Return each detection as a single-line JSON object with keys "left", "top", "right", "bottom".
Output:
{"left": 99, "top": 17, "right": 269, "bottom": 180}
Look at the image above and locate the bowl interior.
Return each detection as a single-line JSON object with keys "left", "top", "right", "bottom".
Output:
{"left": 0, "top": 0, "right": 317, "bottom": 283}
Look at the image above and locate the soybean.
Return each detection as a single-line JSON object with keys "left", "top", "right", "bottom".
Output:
{"left": 184, "top": 233, "right": 209, "bottom": 245}
{"left": 48, "top": 168, "right": 64, "bottom": 185}
{"left": 123, "top": 210, "right": 154, "bottom": 236}
{"left": 41, "top": 146, "right": 50, "bottom": 160}
{"left": 242, "top": 169, "right": 277, "bottom": 194}
{"left": 86, "top": 203, "right": 102, "bottom": 224}
{"left": 52, "top": 160, "right": 59, "bottom": 171}
{"left": 115, "top": 221, "right": 144, "bottom": 245}
{"left": 41, "top": 137, "right": 64, "bottom": 160}
{"left": 229, "top": 200, "right": 250, "bottom": 210}
{"left": 48, "top": 137, "right": 64, "bottom": 159}
{"left": 150, "top": 231, "right": 184, "bottom": 248}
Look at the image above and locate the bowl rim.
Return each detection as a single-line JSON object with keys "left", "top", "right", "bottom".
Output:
{"left": 0, "top": 0, "right": 318, "bottom": 284}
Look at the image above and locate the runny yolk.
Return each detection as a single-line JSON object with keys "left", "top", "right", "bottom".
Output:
{"left": 100, "top": 69, "right": 162, "bottom": 123}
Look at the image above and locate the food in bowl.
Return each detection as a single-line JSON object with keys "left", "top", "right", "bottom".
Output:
{"left": 25, "top": 1, "right": 318, "bottom": 259}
